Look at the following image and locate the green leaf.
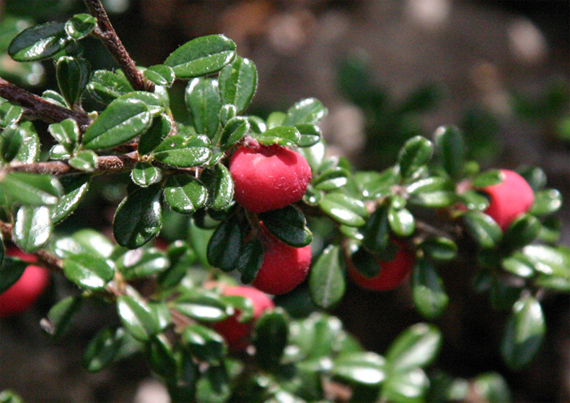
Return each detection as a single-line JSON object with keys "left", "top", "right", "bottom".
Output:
{"left": 182, "top": 324, "right": 227, "bottom": 363}
{"left": 56, "top": 56, "right": 90, "bottom": 106}
{"left": 501, "top": 295, "right": 545, "bottom": 370}
{"left": 48, "top": 119, "right": 79, "bottom": 153}
{"left": 83, "top": 327, "right": 125, "bottom": 373}
{"left": 42, "top": 90, "right": 68, "bottom": 107}
{"left": 0, "top": 173, "right": 62, "bottom": 206}
{"left": 284, "top": 98, "right": 328, "bottom": 126}
{"left": 319, "top": 192, "right": 368, "bottom": 227}
{"left": 419, "top": 237, "right": 457, "bottom": 261}
{"left": 138, "top": 114, "right": 172, "bottom": 155}
{"left": 501, "top": 253, "right": 536, "bottom": 278}
{"left": 0, "top": 123, "right": 40, "bottom": 163}
{"left": 0, "top": 389, "right": 24, "bottom": 403}
{"left": 219, "top": 56, "right": 258, "bottom": 113}
{"left": 117, "top": 293, "right": 161, "bottom": 342}
{"left": 397, "top": 136, "right": 433, "bottom": 178}
{"left": 310, "top": 245, "right": 346, "bottom": 309}
{"left": 8, "top": 22, "right": 68, "bottom": 61}
{"left": 259, "top": 205, "right": 312, "bottom": 247}
{"left": 117, "top": 248, "right": 169, "bottom": 280}
{"left": 165, "top": 34, "right": 236, "bottom": 78}
{"left": 408, "top": 190, "right": 457, "bottom": 208}
{"left": 118, "top": 91, "right": 165, "bottom": 116}
{"left": 185, "top": 78, "right": 222, "bottom": 139}
{"left": 195, "top": 364, "right": 231, "bottom": 403}
{"left": 462, "top": 211, "right": 503, "bottom": 248}
{"left": 83, "top": 99, "right": 152, "bottom": 149}
{"left": 219, "top": 117, "right": 250, "bottom": 150}
{"left": 294, "top": 123, "right": 321, "bottom": 147}
{"left": 502, "top": 214, "right": 541, "bottom": 250}
{"left": 332, "top": 352, "right": 386, "bottom": 386}
{"left": 0, "top": 104, "right": 23, "bottom": 128}
{"left": 63, "top": 253, "right": 115, "bottom": 290}
{"left": 383, "top": 368, "right": 429, "bottom": 403}
{"left": 54, "top": 229, "right": 114, "bottom": 259}
{"left": 146, "top": 334, "right": 177, "bottom": 378}
{"left": 253, "top": 308, "right": 289, "bottom": 370}
{"left": 236, "top": 237, "right": 264, "bottom": 284}
{"left": 411, "top": 260, "right": 448, "bottom": 319}
{"left": 434, "top": 125, "right": 465, "bottom": 180}
{"left": 13, "top": 205, "right": 52, "bottom": 252}
{"left": 157, "top": 241, "right": 196, "bottom": 288}
{"left": 65, "top": 13, "right": 96, "bottom": 40}
{"left": 174, "top": 292, "right": 230, "bottom": 322}
{"left": 41, "top": 295, "right": 82, "bottom": 339}
{"left": 313, "top": 167, "right": 349, "bottom": 191}
{"left": 362, "top": 206, "right": 390, "bottom": 253}
{"left": 207, "top": 216, "right": 242, "bottom": 271}
{"left": 530, "top": 189, "right": 562, "bottom": 216}
{"left": 257, "top": 126, "right": 301, "bottom": 146}
{"left": 472, "top": 169, "right": 502, "bottom": 188}
{"left": 388, "top": 207, "right": 415, "bottom": 237}
{"left": 143, "top": 64, "right": 175, "bottom": 86}
{"left": 69, "top": 149, "right": 98, "bottom": 172}
{"left": 458, "top": 190, "right": 489, "bottom": 211}
{"left": 267, "top": 111, "right": 286, "bottom": 129}
{"left": 164, "top": 174, "right": 207, "bottom": 214}
{"left": 87, "top": 70, "right": 134, "bottom": 104}
{"left": 472, "top": 373, "right": 512, "bottom": 403}
{"left": 0, "top": 258, "right": 27, "bottom": 294}
{"left": 113, "top": 184, "right": 163, "bottom": 249}
{"left": 201, "top": 164, "right": 234, "bottom": 210}
{"left": 219, "top": 104, "right": 237, "bottom": 126}
{"left": 385, "top": 323, "right": 442, "bottom": 372}
{"left": 131, "top": 161, "right": 162, "bottom": 187}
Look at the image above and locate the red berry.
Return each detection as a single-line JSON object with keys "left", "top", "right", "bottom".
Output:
{"left": 481, "top": 169, "right": 534, "bottom": 231}
{"left": 348, "top": 243, "right": 415, "bottom": 291}
{"left": 213, "top": 285, "right": 274, "bottom": 351}
{"left": 229, "top": 143, "right": 312, "bottom": 213}
{"left": 0, "top": 247, "right": 49, "bottom": 318}
{"left": 251, "top": 228, "right": 312, "bottom": 295}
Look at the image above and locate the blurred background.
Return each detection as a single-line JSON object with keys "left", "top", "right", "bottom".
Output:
{"left": 0, "top": 0, "right": 569, "bottom": 402}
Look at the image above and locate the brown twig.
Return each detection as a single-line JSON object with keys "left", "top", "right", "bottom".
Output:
{"left": 84, "top": 0, "right": 154, "bottom": 92}
{"left": 0, "top": 78, "right": 91, "bottom": 130}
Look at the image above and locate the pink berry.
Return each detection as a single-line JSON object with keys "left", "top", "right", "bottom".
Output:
{"left": 481, "top": 169, "right": 534, "bottom": 231}
{"left": 229, "top": 143, "right": 312, "bottom": 213}
{"left": 348, "top": 243, "right": 415, "bottom": 291}
{"left": 213, "top": 285, "right": 274, "bottom": 351}
{"left": 251, "top": 228, "right": 312, "bottom": 295}
{"left": 0, "top": 247, "right": 50, "bottom": 318}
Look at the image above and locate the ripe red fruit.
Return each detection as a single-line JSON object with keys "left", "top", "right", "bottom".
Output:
{"left": 0, "top": 248, "right": 50, "bottom": 318}
{"left": 229, "top": 142, "right": 312, "bottom": 213}
{"left": 481, "top": 169, "right": 534, "bottom": 231}
{"left": 251, "top": 228, "right": 312, "bottom": 295}
{"left": 348, "top": 243, "right": 415, "bottom": 291}
{"left": 213, "top": 285, "right": 274, "bottom": 351}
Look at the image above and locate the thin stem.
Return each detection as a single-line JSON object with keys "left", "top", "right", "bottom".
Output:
{"left": 84, "top": 0, "right": 154, "bottom": 92}
{"left": 0, "top": 78, "right": 91, "bottom": 130}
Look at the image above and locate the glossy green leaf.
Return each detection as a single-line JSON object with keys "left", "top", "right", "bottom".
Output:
{"left": 50, "top": 169, "right": 92, "bottom": 217}
{"left": 530, "top": 189, "right": 562, "bottom": 216}
{"left": 115, "top": 92, "right": 164, "bottom": 117}
{"left": 63, "top": 252, "right": 115, "bottom": 290}
{"left": 82, "top": 327, "right": 125, "bottom": 373}
{"left": 385, "top": 323, "right": 442, "bottom": 372}
{"left": 146, "top": 334, "right": 177, "bottom": 378}
{"left": 408, "top": 190, "right": 457, "bottom": 208}
{"left": 144, "top": 64, "right": 175, "bottom": 86}
{"left": 41, "top": 295, "right": 82, "bottom": 339}
{"left": 382, "top": 368, "right": 429, "bottom": 403}
{"left": 352, "top": 170, "right": 399, "bottom": 200}
{"left": 313, "top": 167, "right": 349, "bottom": 191}
{"left": 113, "top": 184, "right": 163, "bottom": 249}
{"left": 165, "top": 34, "right": 236, "bottom": 78}
{"left": 289, "top": 313, "right": 346, "bottom": 360}
{"left": 117, "top": 248, "right": 169, "bottom": 280}
{"left": 56, "top": 56, "right": 90, "bottom": 106}
{"left": 459, "top": 190, "right": 489, "bottom": 211}
{"left": 220, "top": 117, "right": 249, "bottom": 150}
{"left": 332, "top": 352, "right": 386, "bottom": 386}
{"left": 236, "top": 237, "right": 264, "bottom": 284}
{"left": 295, "top": 123, "right": 321, "bottom": 147}
{"left": 48, "top": 119, "right": 79, "bottom": 152}
{"left": 54, "top": 229, "right": 114, "bottom": 259}
{"left": 259, "top": 205, "right": 312, "bottom": 247}
{"left": 152, "top": 133, "right": 212, "bottom": 168}
{"left": 502, "top": 214, "right": 541, "bottom": 250}
{"left": 362, "top": 206, "right": 390, "bottom": 253}
{"left": 253, "top": 308, "right": 289, "bottom": 370}
{"left": 83, "top": 99, "right": 151, "bottom": 149}
{"left": 207, "top": 216, "right": 242, "bottom": 271}
{"left": 219, "top": 56, "right": 258, "bottom": 113}
{"left": 13, "top": 205, "right": 52, "bottom": 252}
{"left": 434, "top": 125, "right": 465, "bottom": 180}
{"left": 319, "top": 192, "right": 368, "bottom": 227}
{"left": 69, "top": 149, "right": 98, "bottom": 172}
{"left": 388, "top": 207, "right": 415, "bottom": 237}
{"left": 131, "top": 161, "right": 162, "bottom": 187}
{"left": 42, "top": 90, "right": 68, "bottom": 107}
{"left": 462, "top": 211, "right": 502, "bottom": 248}
{"left": 201, "top": 164, "right": 234, "bottom": 210}
{"left": 0, "top": 104, "right": 23, "bottom": 128}
{"left": 0, "top": 123, "right": 40, "bottom": 163}
{"left": 419, "top": 237, "right": 457, "bottom": 261}
{"left": 8, "top": 22, "right": 68, "bottom": 61}
{"left": 117, "top": 293, "right": 161, "bottom": 342}
{"left": 397, "top": 136, "right": 433, "bottom": 178}
{"left": 185, "top": 78, "right": 222, "bottom": 138}
{"left": 195, "top": 364, "right": 231, "bottom": 403}
{"left": 501, "top": 252, "right": 536, "bottom": 278}
{"left": 0, "top": 258, "right": 27, "bottom": 294}
{"left": 501, "top": 295, "right": 545, "bottom": 370}
{"left": 164, "top": 174, "right": 207, "bottom": 214}
{"left": 138, "top": 114, "right": 172, "bottom": 155}
{"left": 0, "top": 389, "right": 24, "bottom": 403}
{"left": 0, "top": 173, "right": 60, "bottom": 206}
{"left": 219, "top": 104, "right": 237, "bottom": 126}
{"left": 284, "top": 98, "right": 328, "bottom": 126}
{"left": 182, "top": 324, "right": 227, "bottom": 363}
{"left": 472, "top": 372, "right": 512, "bottom": 403}
{"left": 157, "top": 241, "right": 196, "bottom": 288}
{"left": 310, "top": 245, "right": 346, "bottom": 309}
{"left": 411, "top": 260, "right": 448, "bottom": 319}
{"left": 472, "top": 169, "right": 502, "bottom": 188}
{"left": 256, "top": 126, "right": 301, "bottom": 146}
{"left": 65, "top": 13, "right": 96, "bottom": 39}
{"left": 87, "top": 70, "right": 134, "bottom": 104}
{"left": 518, "top": 166, "right": 546, "bottom": 191}
{"left": 174, "top": 292, "right": 230, "bottom": 322}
